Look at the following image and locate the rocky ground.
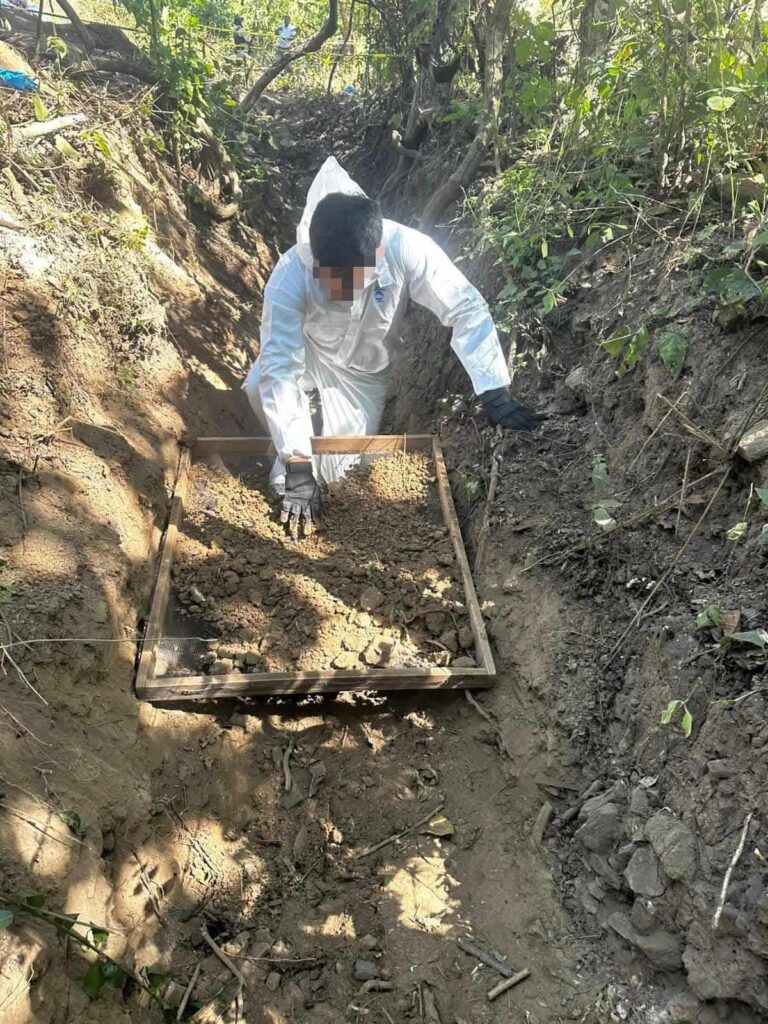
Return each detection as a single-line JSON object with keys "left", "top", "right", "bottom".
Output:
{"left": 0, "top": 31, "right": 766, "bottom": 1024}
{"left": 171, "top": 455, "right": 476, "bottom": 675}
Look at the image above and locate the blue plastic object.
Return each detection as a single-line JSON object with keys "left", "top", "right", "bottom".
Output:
{"left": 0, "top": 68, "right": 40, "bottom": 92}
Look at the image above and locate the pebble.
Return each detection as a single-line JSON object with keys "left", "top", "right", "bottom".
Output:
{"left": 265, "top": 971, "right": 282, "bottom": 991}
{"left": 333, "top": 651, "right": 359, "bottom": 670}
{"left": 452, "top": 655, "right": 476, "bottom": 668}
{"left": 359, "top": 586, "right": 384, "bottom": 611}
{"left": 360, "top": 934, "right": 379, "bottom": 951}
{"left": 353, "top": 959, "right": 380, "bottom": 981}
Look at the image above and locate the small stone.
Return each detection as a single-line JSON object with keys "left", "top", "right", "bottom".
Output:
{"left": 360, "top": 586, "right": 384, "bottom": 612}
{"left": 425, "top": 611, "right": 447, "bottom": 635}
{"left": 565, "top": 365, "right": 588, "bottom": 393}
{"left": 451, "top": 655, "right": 476, "bottom": 669}
{"left": 280, "top": 788, "right": 305, "bottom": 810}
{"left": 209, "top": 658, "right": 234, "bottom": 675}
{"left": 360, "top": 934, "right": 379, "bottom": 951}
{"left": 353, "top": 959, "right": 380, "bottom": 982}
{"left": 574, "top": 803, "right": 622, "bottom": 853}
{"left": 244, "top": 651, "right": 262, "bottom": 666}
{"left": 223, "top": 571, "right": 240, "bottom": 583}
{"left": 265, "top": 972, "right": 281, "bottom": 992}
{"left": 229, "top": 713, "right": 247, "bottom": 729}
{"left": 630, "top": 899, "right": 658, "bottom": 935}
{"left": 645, "top": 810, "right": 697, "bottom": 881}
{"left": 629, "top": 786, "right": 651, "bottom": 817}
{"left": 333, "top": 651, "right": 359, "bottom": 670}
{"left": 101, "top": 829, "right": 115, "bottom": 853}
{"left": 757, "top": 893, "right": 768, "bottom": 926}
{"left": 437, "top": 551, "right": 454, "bottom": 566}
{"left": 438, "top": 630, "right": 458, "bottom": 653}
{"left": 624, "top": 845, "right": 665, "bottom": 897}
{"left": 608, "top": 911, "right": 682, "bottom": 970}
{"left": 707, "top": 758, "right": 736, "bottom": 779}
{"left": 363, "top": 637, "right": 394, "bottom": 667}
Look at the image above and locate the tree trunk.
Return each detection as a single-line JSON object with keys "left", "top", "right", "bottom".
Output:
{"left": 420, "top": 0, "right": 513, "bottom": 229}
{"left": 55, "top": 0, "right": 94, "bottom": 52}
{"left": 327, "top": 0, "right": 355, "bottom": 94}
{"left": 237, "top": 0, "right": 338, "bottom": 115}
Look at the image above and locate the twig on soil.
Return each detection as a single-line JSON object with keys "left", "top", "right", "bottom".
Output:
{"left": 628, "top": 390, "right": 689, "bottom": 471}
{"left": 0, "top": 704, "right": 51, "bottom": 746}
{"left": 177, "top": 963, "right": 201, "bottom": 1021}
{"left": 730, "top": 378, "right": 768, "bottom": 455}
{"left": 358, "top": 979, "right": 394, "bottom": 994}
{"left": 0, "top": 617, "right": 49, "bottom": 706}
{"left": 354, "top": 802, "right": 445, "bottom": 860}
{"left": 487, "top": 968, "right": 530, "bottom": 1001}
{"left": 675, "top": 447, "right": 692, "bottom": 536}
{"left": 464, "top": 690, "right": 494, "bottom": 725}
{"left": 474, "top": 450, "right": 502, "bottom": 575}
{"left": 200, "top": 923, "right": 246, "bottom": 992}
{"left": 457, "top": 935, "right": 513, "bottom": 977}
{"left": 282, "top": 739, "right": 295, "bottom": 792}
{"left": 531, "top": 801, "right": 554, "bottom": 846}
{"left": 604, "top": 466, "right": 731, "bottom": 665}
{"left": 519, "top": 467, "right": 726, "bottom": 574}
{"left": 16, "top": 113, "right": 87, "bottom": 142}
{"left": 656, "top": 394, "right": 726, "bottom": 453}
{"left": 712, "top": 811, "right": 753, "bottom": 931}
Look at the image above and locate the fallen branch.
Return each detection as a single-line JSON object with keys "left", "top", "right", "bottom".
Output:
{"left": 55, "top": 0, "right": 94, "bottom": 51}
{"left": 354, "top": 802, "right": 445, "bottom": 860}
{"left": 184, "top": 181, "right": 239, "bottom": 222}
{"left": 200, "top": 923, "right": 246, "bottom": 991}
{"left": 457, "top": 935, "right": 513, "bottom": 977}
{"left": 0, "top": 209, "right": 24, "bottom": 232}
{"left": 17, "top": 113, "right": 86, "bottom": 142}
{"left": 712, "top": 811, "right": 753, "bottom": 930}
{"left": 177, "top": 963, "right": 201, "bottom": 1021}
{"left": 474, "top": 450, "right": 501, "bottom": 574}
{"left": 282, "top": 738, "right": 294, "bottom": 792}
{"left": 237, "top": 0, "right": 338, "bottom": 114}
{"left": 531, "top": 801, "right": 553, "bottom": 846}
{"left": 487, "top": 968, "right": 530, "bottom": 1001}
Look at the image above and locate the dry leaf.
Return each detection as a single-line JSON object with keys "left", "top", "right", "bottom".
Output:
{"left": 421, "top": 815, "right": 455, "bottom": 838}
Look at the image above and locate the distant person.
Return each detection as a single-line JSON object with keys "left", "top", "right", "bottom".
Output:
{"left": 232, "top": 15, "right": 252, "bottom": 57}
{"left": 275, "top": 15, "right": 297, "bottom": 56}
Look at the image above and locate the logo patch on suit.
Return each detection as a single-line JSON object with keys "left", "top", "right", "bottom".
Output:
{"left": 374, "top": 287, "right": 385, "bottom": 304}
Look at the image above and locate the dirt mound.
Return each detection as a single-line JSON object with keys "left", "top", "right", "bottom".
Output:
{"left": 172, "top": 454, "right": 475, "bottom": 674}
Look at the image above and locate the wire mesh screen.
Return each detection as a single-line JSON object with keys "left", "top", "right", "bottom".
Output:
{"left": 153, "top": 636, "right": 215, "bottom": 678}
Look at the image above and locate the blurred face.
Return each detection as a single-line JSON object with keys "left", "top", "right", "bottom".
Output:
{"left": 313, "top": 247, "right": 382, "bottom": 302}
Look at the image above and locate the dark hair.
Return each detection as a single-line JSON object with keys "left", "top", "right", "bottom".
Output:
{"left": 309, "top": 192, "right": 383, "bottom": 268}
{"left": 234, "top": 14, "right": 243, "bottom": 24}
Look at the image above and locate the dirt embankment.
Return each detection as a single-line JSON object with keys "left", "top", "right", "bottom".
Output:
{"left": 1, "top": 46, "right": 766, "bottom": 1024}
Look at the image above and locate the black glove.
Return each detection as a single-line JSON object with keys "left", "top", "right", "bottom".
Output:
{"left": 481, "top": 387, "right": 540, "bottom": 431}
{"left": 281, "top": 461, "right": 322, "bottom": 536}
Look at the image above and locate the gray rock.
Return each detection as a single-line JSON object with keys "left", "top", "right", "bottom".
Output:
{"left": 684, "top": 928, "right": 768, "bottom": 1008}
{"left": 630, "top": 899, "right": 658, "bottom": 935}
{"left": 353, "top": 959, "right": 380, "bottom": 982}
{"left": 707, "top": 758, "right": 737, "bottom": 779}
{"left": 757, "top": 893, "right": 768, "bottom": 926}
{"left": 586, "top": 851, "right": 624, "bottom": 890}
{"left": 209, "top": 658, "right": 234, "bottom": 675}
{"left": 646, "top": 810, "right": 698, "bottom": 881}
{"left": 565, "top": 366, "right": 589, "bottom": 394}
{"left": 359, "top": 586, "right": 384, "bottom": 612}
{"left": 663, "top": 991, "right": 700, "bottom": 1023}
{"left": 265, "top": 972, "right": 281, "bottom": 991}
{"left": 608, "top": 911, "right": 683, "bottom": 970}
{"left": 625, "top": 845, "right": 665, "bottom": 897}
{"left": 575, "top": 803, "right": 622, "bottom": 853}
{"left": 629, "top": 786, "right": 652, "bottom": 817}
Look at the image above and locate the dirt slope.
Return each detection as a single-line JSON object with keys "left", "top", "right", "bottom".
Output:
{"left": 1, "top": 51, "right": 766, "bottom": 1024}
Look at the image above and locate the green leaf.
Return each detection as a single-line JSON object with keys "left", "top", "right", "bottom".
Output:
{"left": 592, "top": 454, "right": 609, "bottom": 495}
{"left": 54, "top": 136, "right": 79, "bottom": 161}
{"left": 707, "top": 95, "right": 735, "bottom": 112}
{"left": 680, "top": 709, "right": 693, "bottom": 738}
{"left": 89, "top": 130, "right": 112, "bottom": 160}
{"left": 32, "top": 94, "right": 49, "bottom": 122}
{"left": 602, "top": 326, "right": 630, "bottom": 358}
{"left": 704, "top": 266, "right": 762, "bottom": 305}
{"left": 0, "top": 909, "right": 14, "bottom": 929}
{"left": 541, "top": 238, "right": 548, "bottom": 258}
{"left": 55, "top": 912, "right": 79, "bottom": 934}
{"left": 91, "top": 928, "right": 108, "bottom": 949}
{"left": 726, "top": 521, "right": 748, "bottom": 541}
{"left": 593, "top": 506, "right": 618, "bottom": 532}
{"left": 101, "top": 961, "right": 125, "bottom": 989}
{"left": 696, "top": 604, "right": 723, "bottom": 629}
{"left": 542, "top": 289, "right": 557, "bottom": 312}
{"left": 660, "top": 699, "right": 681, "bottom": 724}
{"left": 755, "top": 488, "right": 768, "bottom": 505}
{"left": 616, "top": 325, "right": 650, "bottom": 377}
{"left": 59, "top": 810, "right": 86, "bottom": 839}
{"left": 140, "top": 966, "right": 166, "bottom": 994}
{"left": 83, "top": 961, "right": 106, "bottom": 999}
{"left": 730, "top": 629, "right": 768, "bottom": 649}
{"left": 23, "top": 893, "right": 46, "bottom": 908}
{"left": 657, "top": 330, "right": 690, "bottom": 379}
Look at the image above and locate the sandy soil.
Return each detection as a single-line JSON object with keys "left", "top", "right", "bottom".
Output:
{"left": 170, "top": 455, "right": 475, "bottom": 676}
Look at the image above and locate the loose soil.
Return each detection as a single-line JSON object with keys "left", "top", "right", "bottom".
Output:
{"left": 171, "top": 454, "right": 476, "bottom": 676}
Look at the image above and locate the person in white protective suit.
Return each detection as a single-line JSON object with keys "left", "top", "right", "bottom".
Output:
{"left": 243, "top": 157, "right": 538, "bottom": 535}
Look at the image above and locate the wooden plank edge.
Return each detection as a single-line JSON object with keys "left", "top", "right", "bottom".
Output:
{"left": 137, "top": 670, "right": 494, "bottom": 701}
{"left": 432, "top": 438, "right": 496, "bottom": 675}
{"left": 135, "top": 448, "right": 191, "bottom": 691}
{"left": 192, "top": 434, "right": 435, "bottom": 457}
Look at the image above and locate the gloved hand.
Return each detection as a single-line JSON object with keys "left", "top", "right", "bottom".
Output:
{"left": 481, "top": 387, "right": 540, "bottom": 432}
{"left": 281, "top": 460, "right": 322, "bottom": 536}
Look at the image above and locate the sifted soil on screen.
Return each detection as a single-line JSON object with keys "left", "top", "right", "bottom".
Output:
{"left": 171, "top": 453, "right": 478, "bottom": 674}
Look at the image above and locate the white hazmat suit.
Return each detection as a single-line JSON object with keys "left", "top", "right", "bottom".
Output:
{"left": 243, "top": 157, "right": 511, "bottom": 486}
